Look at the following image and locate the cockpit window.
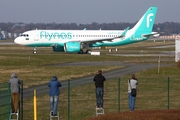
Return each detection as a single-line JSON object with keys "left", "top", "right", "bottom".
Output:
{"left": 20, "top": 34, "right": 29, "bottom": 37}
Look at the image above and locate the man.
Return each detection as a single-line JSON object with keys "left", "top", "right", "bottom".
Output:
{"left": 128, "top": 74, "right": 138, "bottom": 111}
{"left": 48, "top": 76, "right": 62, "bottom": 116}
{"left": 8, "top": 73, "right": 21, "bottom": 113}
{"left": 93, "top": 70, "right": 106, "bottom": 108}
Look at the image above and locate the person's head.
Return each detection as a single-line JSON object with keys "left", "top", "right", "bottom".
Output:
{"left": 11, "top": 73, "right": 17, "bottom": 78}
{"left": 53, "top": 75, "right": 57, "bottom": 79}
{"left": 97, "top": 70, "right": 102, "bottom": 74}
{"left": 131, "top": 74, "right": 136, "bottom": 79}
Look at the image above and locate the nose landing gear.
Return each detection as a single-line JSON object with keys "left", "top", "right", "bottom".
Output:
{"left": 33, "top": 47, "right": 37, "bottom": 54}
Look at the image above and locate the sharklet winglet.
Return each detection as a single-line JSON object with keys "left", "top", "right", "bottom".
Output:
{"left": 121, "top": 27, "right": 129, "bottom": 37}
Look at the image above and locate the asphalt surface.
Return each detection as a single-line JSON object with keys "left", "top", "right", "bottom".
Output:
{"left": 23, "top": 62, "right": 160, "bottom": 98}
{"left": 0, "top": 42, "right": 15, "bottom": 45}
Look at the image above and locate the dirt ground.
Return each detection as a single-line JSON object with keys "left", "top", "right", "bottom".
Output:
{"left": 87, "top": 109, "right": 180, "bottom": 120}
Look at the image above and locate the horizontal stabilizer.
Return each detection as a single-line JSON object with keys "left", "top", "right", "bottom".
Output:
{"left": 143, "top": 32, "right": 159, "bottom": 38}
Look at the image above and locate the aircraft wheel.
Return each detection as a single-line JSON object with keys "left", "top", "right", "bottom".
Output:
{"left": 33, "top": 51, "right": 37, "bottom": 54}
{"left": 86, "top": 50, "right": 92, "bottom": 54}
{"left": 33, "top": 47, "right": 37, "bottom": 54}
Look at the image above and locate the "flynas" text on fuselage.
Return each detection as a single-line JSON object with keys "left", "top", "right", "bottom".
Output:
{"left": 40, "top": 31, "right": 72, "bottom": 40}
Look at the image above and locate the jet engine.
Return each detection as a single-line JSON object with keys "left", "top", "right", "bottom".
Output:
{"left": 64, "top": 42, "right": 82, "bottom": 52}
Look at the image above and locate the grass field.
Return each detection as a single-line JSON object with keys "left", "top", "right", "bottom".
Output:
{"left": 0, "top": 39, "right": 176, "bottom": 86}
{"left": 0, "top": 39, "right": 179, "bottom": 120}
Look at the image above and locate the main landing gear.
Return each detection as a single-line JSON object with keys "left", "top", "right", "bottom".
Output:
{"left": 78, "top": 49, "right": 92, "bottom": 54}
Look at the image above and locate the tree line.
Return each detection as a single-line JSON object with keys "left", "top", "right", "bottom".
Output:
{"left": 0, "top": 22, "right": 180, "bottom": 35}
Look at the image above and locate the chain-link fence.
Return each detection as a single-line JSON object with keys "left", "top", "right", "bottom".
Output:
{"left": 1, "top": 76, "right": 180, "bottom": 120}
{"left": 0, "top": 81, "right": 23, "bottom": 120}
{"left": 0, "top": 83, "right": 11, "bottom": 120}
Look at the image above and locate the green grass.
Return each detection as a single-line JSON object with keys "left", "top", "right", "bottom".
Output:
{"left": 0, "top": 40, "right": 175, "bottom": 85}
{"left": 0, "top": 52, "right": 126, "bottom": 87}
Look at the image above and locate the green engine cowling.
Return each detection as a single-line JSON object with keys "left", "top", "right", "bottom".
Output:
{"left": 64, "top": 42, "right": 82, "bottom": 52}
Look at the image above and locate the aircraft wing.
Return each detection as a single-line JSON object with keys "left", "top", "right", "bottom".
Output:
{"left": 71, "top": 27, "right": 129, "bottom": 44}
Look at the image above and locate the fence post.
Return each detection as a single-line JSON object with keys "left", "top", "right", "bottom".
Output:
{"left": 8, "top": 83, "right": 11, "bottom": 120}
{"left": 68, "top": 80, "right": 70, "bottom": 120}
{"left": 34, "top": 90, "right": 37, "bottom": 120}
{"left": 118, "top": 78, "right": 120, "bottom": 112}
{"left": 168, "top": 77, "right": 170, "bottom": 109}
{"left": 20, "top": 80, "right": 23, "bottom": 120}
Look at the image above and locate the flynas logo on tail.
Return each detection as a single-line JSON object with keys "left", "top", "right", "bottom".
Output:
{"left": 146, "top": 13, "right": 154, "bottom": 28}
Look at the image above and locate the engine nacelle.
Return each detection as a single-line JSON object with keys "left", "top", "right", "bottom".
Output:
{"left": 64, "top": 42, "right": 81, "bottom": 52}
{"left": 52, "top": 46, "right": 64, "bottom": 52}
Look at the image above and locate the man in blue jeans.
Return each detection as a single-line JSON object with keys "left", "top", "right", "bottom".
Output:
{"left": 48, "top": 76, "right": 62, "bottom": 116}
{"left": 93, "top": 70, "right": 106, "bottom": 108}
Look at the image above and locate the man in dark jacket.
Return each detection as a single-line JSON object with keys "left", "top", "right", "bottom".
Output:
{"left": 93, "top": 70, "right": 106, "bottom": 108}
{"left": 48, "top": 76, "right": 62, "bottom": 116}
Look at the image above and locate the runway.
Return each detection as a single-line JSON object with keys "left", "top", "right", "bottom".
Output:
{"left": 23, "top": 62, "right": 163, "bottom": 98}
{"left": 108, "top": 52, "right": 174, "bottom": 57}
{"left": 0, "top": 42, "right": 15, "bottom": 45}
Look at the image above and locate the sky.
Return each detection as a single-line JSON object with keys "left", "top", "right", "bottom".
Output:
{"left": 1, "top": 0, "right": 180, "bottom": 24}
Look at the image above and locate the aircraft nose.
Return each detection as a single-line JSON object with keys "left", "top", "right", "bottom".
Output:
{"left": 14, "top": 37, "right": 21, "bottom": 44}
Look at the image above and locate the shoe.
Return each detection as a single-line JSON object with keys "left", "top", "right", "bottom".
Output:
{"left": 95, "top": 106, "right": 102, "bottom": 109}
{"left": 53, "top": 114, "right": 57, "bottom": 116}
{"left": 11, "top": 109, "right": 15, "bottom": 113}
{"left": 100, "top": 106, "right": 103, "bottom": 108}
{"left": 98, "top": 105, "right": 103, "bottom": 108}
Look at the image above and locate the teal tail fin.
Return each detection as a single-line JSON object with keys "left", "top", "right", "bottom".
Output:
{"left": 131, "top": 7, "right": 157, "bottom": 37}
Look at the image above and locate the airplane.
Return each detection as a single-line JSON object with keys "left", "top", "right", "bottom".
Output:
{"left": 14, "top": 7, "right": 158, "bottom": 54}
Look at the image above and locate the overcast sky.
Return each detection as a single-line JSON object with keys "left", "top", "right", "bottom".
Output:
{"left": 1, "top": 0, "right": 179, "bottom": 24}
